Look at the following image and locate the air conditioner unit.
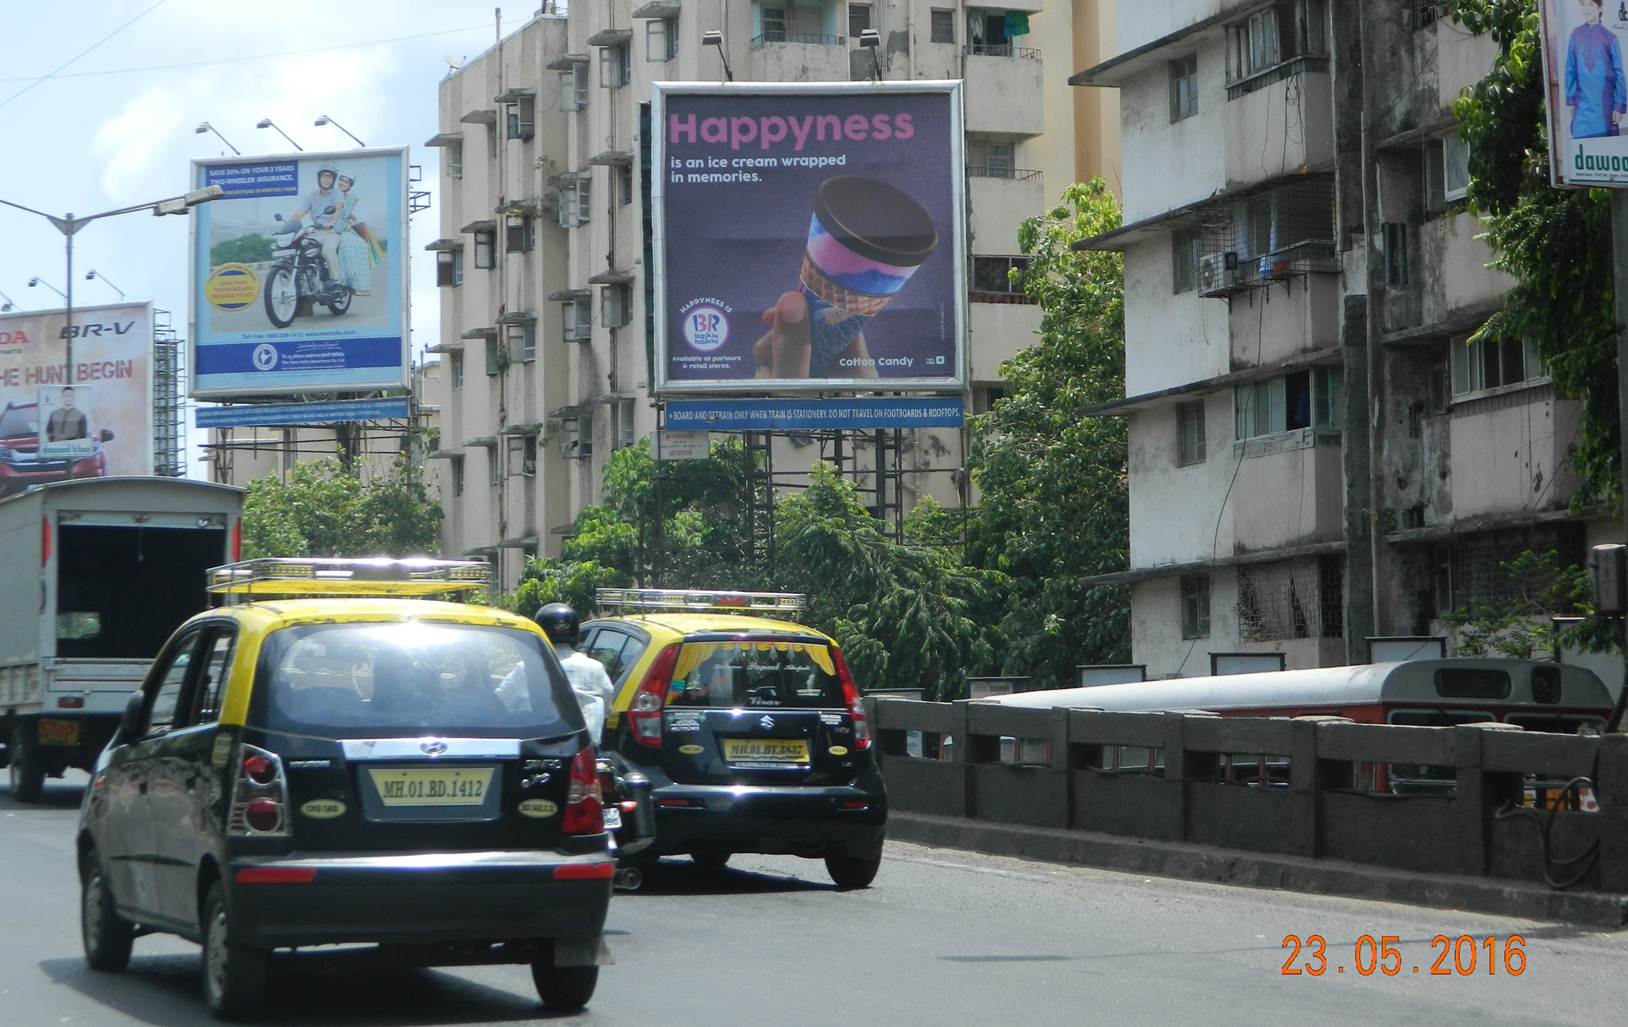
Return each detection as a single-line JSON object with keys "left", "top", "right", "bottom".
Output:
{"left": 1198, "top": 252, "right": 1244, "bottom": 297}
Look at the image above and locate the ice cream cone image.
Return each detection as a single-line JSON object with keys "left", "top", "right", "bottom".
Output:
{"left": 799, "top": 176, "right": 938, "bottom": 376}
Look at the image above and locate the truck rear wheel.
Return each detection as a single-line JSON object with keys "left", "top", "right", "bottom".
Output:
{"left": 8, "top": 721, "right": 44, "bottom": 803}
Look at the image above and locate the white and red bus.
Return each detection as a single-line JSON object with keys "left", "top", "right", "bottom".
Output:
{"left": 981, "top": 659, "right": 1615, "bottom": 797}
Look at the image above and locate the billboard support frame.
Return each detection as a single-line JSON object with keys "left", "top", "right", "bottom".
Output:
{"left": 650, "top": 80, "right": 968, "bottom": 396}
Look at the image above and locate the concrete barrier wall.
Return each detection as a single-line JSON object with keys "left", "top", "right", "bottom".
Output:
{"left": 868, "top": 698, "right": 1628, "bottom": 894}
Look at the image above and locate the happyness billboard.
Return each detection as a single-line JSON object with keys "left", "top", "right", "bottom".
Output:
{"left": 189, "top": 147, "right": 409, "bottom": 398}
{"left": 652, "top": 82, "right": 967, "bottom": 394}
{"left": 0, "top": 303, "right": 153, "bottom": 496}
{"left": 1539, "top": 0, "right": 1628, "bottom": 187}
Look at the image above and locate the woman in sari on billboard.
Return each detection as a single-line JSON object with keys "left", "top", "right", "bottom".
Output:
{"left": 334, "top": 170, "right": 378, "bottom": 296}
{"left": 1566, "top": 0, "right": 1627, "bottom": 138}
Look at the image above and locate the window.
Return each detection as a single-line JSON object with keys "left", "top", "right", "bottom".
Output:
{"left": 1235, "top": 368, "right": 1342, "bottom": 439}
{"left": 1441, "top": 134, "right": 1470, "bottom": 201}
{"left": 473, "top": 228, "right": 496, "bottom": 270}
{"left": 435, "top": 249, "right": 465, "bottom": 287}
{"left": 505, "top": 215, "right": 533, "bottom": 253}
{"left": 485, "top": 335, "right": 502, "bottom": 376}
{"left": 1180, "top": 575, "right": 1211, "bottom": 640}
{"left": 523, "top": 435, "right": 537, "bottom": 476}
{"left": 564, "top": 298, "right": 593, "bottom": 340}
{"left": 560, "top": 416, "right": 591, "bottom": 460}
{"left": 561, "top": 63, "right": 589, "bottom": 111}
{"left": 451, "top": 456, "right": 465, "bottom": 496}
{"left": 1227, "top": 0, "right": 1326, "bottom": 84}
{"left": 1381, "top": 222, "right": 1408, "bottom": 286}
{"left": 1450, "top": 336, "right": 1543, "bottom": 397}
{"left": 603, "top": 283, "right": 631, "bottom": 328}
{"left": 1171, "top": 228, "right": 1200, "bottom": 293}
{"left": 647, "top": 17, "right": 678, "bottom": 62}
{"left": 1236, "top": 557, "right": 1344, "bottom": 641}
{"left": 601, "top": 43, "right": 630, "bottom": 88}
{"left": 1176, "top": 401, "right": 1206, "bottom": 466}
{"left": 762, "top": 6, "right": 787, "bottom": 40}
{"left": 447, "top": 142, "right": 463, "bottom": 181}
{"left": 1414, "top": 2, "right": 1446, "bottom": 30}
{"left": 1169, "top": 54, "right": 1198, "bottom": 122}
{"left": 613, "top": 398, "right": 637, "bottom": 450}
{"left": 489, "top": 446, "right": 502, "bottom": 484}
{"left": 508, "top": 321, "right": 536, "bottom": 362}
{"left": 450, "top": 351, "right": 464, "bottom": 390}
{"left": 452, "top": 249, "right": 464, "bottom": 285}
{"left": 971, "top": 255, "right": 1027, "bottom": 296}
{"left": 930, "top": 9, "right": 954, "bottom": 44}
{"left": 972, "top": 383, "right": 1006, "bottom": 414}
{"left": 618, "top": 163, "right": 634, "bottom": 207}
{"left": 984, "top": 141, "right": 1014, "bottom": 177}
{"left": 559, "top": 179, "right": 591, "bottom": 228}
{"left": 506, "top": 97, "right": 535, "bottom": 141}
{"left": 192, "top": 629, "right": 235, "bottom": 725}
{"left": 849, "top": 3, "right": 872, "bottom": 37}
{"left": 147, "top": 629, "right": 201, "bottom": 737}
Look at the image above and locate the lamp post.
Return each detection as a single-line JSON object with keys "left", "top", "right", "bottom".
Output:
{"left": 256, "top": 118, "right": 304, "bottom": 151}
{"left": 27, "top": 276, "right": 66, "bottom": 301}
{"left": 313, "top": 115, "right": 366, "bottom": 147}
{"left": 194, "top": 121, "right": 241, "bottom": 156}
{"left": 0, "top": 186, "right": 224, "bottom": 385}
{"left": 702, "top": 30, "right": 734, "bottom": 82}
{"left": 84, "top": 269, "right": 126, "bottom": 301}
{"left": 858, "top": 29, "right": 884, "bottom": 83}
{"left": 0, "top": 288, "right": 18, "bottom": 312}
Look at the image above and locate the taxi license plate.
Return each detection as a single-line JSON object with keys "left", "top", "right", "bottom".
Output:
{"left": 603, "top": 806, "right": 623, "bottom": 830}
{"left": 369, "top": 767, "right": 495, "bottom": 807}
{"left": 722, "top": 739, "right": 809, "bottom": 764}
{"left": 38, "top": 719, "right": 80, "bottom": 747}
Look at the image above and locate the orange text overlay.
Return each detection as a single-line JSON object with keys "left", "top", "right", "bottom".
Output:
{"left": 1280, "top": 934, "right": 1526, "bottom": 977}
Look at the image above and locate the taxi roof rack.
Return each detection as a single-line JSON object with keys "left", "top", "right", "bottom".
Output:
{"left": 596, "top": 588, "right": 806, "bottom": 615}
{"left": 207, "top": 557, "right": 492, "bottom": 602}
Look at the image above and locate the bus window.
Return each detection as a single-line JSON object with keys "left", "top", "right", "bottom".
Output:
{"left": 1506, "top": 714, "right": 1603, "bottom": 735}
{"left": 1434, "top": 668, "right": 1511, "bottom": 699}
{"left": 1385, "top": 709, "right": 1494, "bottom": 794}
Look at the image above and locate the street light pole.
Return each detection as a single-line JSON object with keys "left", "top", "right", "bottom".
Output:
{"left": 313, "top": 115, "right": 367, "bottom": 148}
{"left": 85, "top": 269, "right": 126, "bottom": 301}
{"left": 256, "top": 118, "right": 304, "bottom": 151}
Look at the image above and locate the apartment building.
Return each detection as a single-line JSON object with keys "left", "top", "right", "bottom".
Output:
{"left": 1073, "top": 2, "right": 1615, "bottom": 677}
{"left": 427, "top": 1, "right": 1116, "bottom": 588}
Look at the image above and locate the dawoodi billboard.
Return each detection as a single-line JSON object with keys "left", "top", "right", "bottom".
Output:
{"left": 189, "top": 147, "right": 409, "bottom": 398}
{"left": 1539, "top": 0, "right": 1628, "bottom": 188}
{"left": 651, "top": 82, "right": 967, "bottom": 394}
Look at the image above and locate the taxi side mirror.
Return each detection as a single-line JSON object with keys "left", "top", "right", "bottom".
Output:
{"left": 118, "top": 691, "right": 146, "bottom": 742}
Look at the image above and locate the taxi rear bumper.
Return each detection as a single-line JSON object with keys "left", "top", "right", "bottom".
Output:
{"left": 648, "top": 782, "right": 887, "bottom": 857}
{"left": 227, "top": 850, "right": 613, "bottom": 950}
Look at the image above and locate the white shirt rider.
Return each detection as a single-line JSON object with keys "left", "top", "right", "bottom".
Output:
{"left": 500, "top": 642, "right": 616, "bottom": 744}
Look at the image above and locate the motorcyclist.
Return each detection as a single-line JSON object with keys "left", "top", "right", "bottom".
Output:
{"left": 283, "top": 164, "right": 345, "bottom": 296}
{"left": 532, "top": 602, "right": 616, "bottom": 745}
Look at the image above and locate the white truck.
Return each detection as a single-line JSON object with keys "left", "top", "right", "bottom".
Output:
{"left": 0, "top": 477, "right": 244, "bottom": 801}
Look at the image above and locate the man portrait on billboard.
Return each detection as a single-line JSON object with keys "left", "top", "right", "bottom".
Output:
{"left": 286, "top": 164, "right": 346, "bottom": 298}
{"left": 45, "top": 385, "right": 88, "bottom": 441}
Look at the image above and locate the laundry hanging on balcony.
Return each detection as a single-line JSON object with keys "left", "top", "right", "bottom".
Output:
{"left": 1003, "top": 12, "right": 1030, "bottom": 37}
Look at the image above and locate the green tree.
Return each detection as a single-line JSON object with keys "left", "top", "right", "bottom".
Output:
{"left": 210, "top": 234, "right": 275, "bottom": 266}
{"left": 1453, "top": 1, "right": 1621, "bottom": 509}
{"left": 240, "top": 458, "right": 442, "bottom": 559}
{"left": 967, "top": 178, "right": 1131, "bottom": 688}
{"left": 1445, "top": 548, "right": 1614, "bottom": 658}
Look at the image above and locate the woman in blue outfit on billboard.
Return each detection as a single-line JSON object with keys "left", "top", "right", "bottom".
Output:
{"left": 1566, "top": 0, "right": 1628, "bottom": 138}
{"left": 334, "top": 170, "right": 377, "bottom": 296}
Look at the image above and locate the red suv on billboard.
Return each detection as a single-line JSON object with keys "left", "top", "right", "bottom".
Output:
{"left": 0, "top": 401, "right": 113, "bottom": 498}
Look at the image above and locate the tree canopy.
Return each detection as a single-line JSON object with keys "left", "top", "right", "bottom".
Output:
{"left": 241, "top": 457, "right": 442, "bottom": 559}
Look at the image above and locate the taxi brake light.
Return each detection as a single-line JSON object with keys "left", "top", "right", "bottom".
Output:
{"left": 243, "top": 754, "right": 276, "bottom": 785}
{"left": 230, "top": 520, "right": 242, "bottom": 561}
{"left": 832, "top": 648, "right": 871, "bottom": 751}
{"left": 553, "top": 862, "right": 616, "bottom": 881}
{"left": 41, "top": 517, "right": 52, "bottom": 567}
{"left": 235, "top": 867, "right": 316, "bottom": 885}
{"left": 245, "top": 798, "right": 282, "bottom": 833}
{"left": 628, "top": 643, "right": 680, "bottom": 749}
{"left": 562, "top": 747, "right": 604, "bottom": 835}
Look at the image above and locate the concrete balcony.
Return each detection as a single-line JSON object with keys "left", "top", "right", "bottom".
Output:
{"left": 1448, "top": 387, "right": 1582, "bottom": 522}
{"left": 1232, "top": 431, "right": 1344, "bottom": 553}
{"left": 1223, "top": 69, "right": 1333, "bottom": 187}
{"left": 747, "top": 34, "right": 852, "bottom": 82}
{"left": 969, "top": 299, "right": 1042, "bottom": 382}
{"left": 968, "top": 168, "right": 1044, "bottom": 255}
{"left": 963, "top": 49, "right": 1044, "bottom": 137}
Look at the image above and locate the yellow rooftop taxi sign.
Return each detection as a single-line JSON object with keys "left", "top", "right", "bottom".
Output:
{"left": 207, "top": 558, "right": 492, "bottom": 600}
{"left": 596, "top": 588, "right": 806, "bottom": 615}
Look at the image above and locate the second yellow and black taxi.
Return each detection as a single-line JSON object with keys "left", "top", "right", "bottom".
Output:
{"left": 76, "top": 558, "right": 614, "bottom": 1020}
{"left": 582, "top": 588, "right": 887, "bottom": 889}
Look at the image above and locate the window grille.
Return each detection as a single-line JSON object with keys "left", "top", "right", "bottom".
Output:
{"left": 1236, "top": 557, "right": 1343, "bottom": 641}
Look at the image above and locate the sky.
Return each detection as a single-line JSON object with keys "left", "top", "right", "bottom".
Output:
{"left": 0, "top": 0, "right": 557, "bottom": 475}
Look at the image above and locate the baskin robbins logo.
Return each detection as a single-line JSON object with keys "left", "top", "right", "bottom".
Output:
{"left": 680, "top": 297, "right": 733, "bottom": 353}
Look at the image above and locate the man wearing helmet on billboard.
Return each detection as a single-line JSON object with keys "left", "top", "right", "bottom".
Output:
{"left": 286, "top": 164, "right": 346, "bottom": 298}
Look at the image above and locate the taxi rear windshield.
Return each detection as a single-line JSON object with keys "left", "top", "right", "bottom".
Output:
{"left": 251, "top": 622, "right": 578, "bottom": 739}
{"left": 666, "top": 639, "right": 845, "bottom": 709}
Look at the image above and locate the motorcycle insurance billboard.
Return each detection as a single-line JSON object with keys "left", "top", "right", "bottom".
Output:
{"left": 1539, "top": 0, "right": 1628, "bottom": 188}
{"left": 651, "top": 82, "right": 967, "bottom": 394}
{"left": 0, "top": 303, "right": 154, "bottom": 496}
{"left": 188, "top": 147, "right": 409, "bottom": 398}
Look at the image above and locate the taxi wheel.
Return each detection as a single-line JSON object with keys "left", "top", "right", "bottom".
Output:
{"left": 202, "top": 883, "right": 267, "bottom": 1021}
{"left": 8, "top": 722, "right": 44, "bottom": 803}
{"left": 824, "top": 849, "right": 882, "bottom": 890}
{"left": 531, "top": 959, "right": 598, "bottom": 1011}
{"left": 690, "top": 851, "right": 730, "bottom": 873}
{"left": 81, "top": 849, "right": 134, "bottom": 972}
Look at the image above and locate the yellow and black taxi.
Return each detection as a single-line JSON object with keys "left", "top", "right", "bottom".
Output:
{"left": 77, "top": 559, "right": 613, "bottom": 1020}
{"left": 583, "top": 589, "right": 886, "bottom": 889}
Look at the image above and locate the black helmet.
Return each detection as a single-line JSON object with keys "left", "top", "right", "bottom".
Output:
{"left": 534, "top": 602, "right": 580, "bottom": 646}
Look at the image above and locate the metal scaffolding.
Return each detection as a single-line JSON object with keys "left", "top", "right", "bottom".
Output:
{"left": 152, "top": 308, "right": 184, "bottom": 477}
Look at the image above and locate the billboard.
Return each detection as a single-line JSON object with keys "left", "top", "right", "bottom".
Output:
{"left": 0, "top": 303, "right": 154, "bottom": 496}
{"left": 1539, "top": 0, "right": 1628, "bottom": 188}
{"left": 652, "top": 82, "right": 966, "bottom": 394}
{"left": 189, "top": 147, "right": 409, "bottom": 398}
